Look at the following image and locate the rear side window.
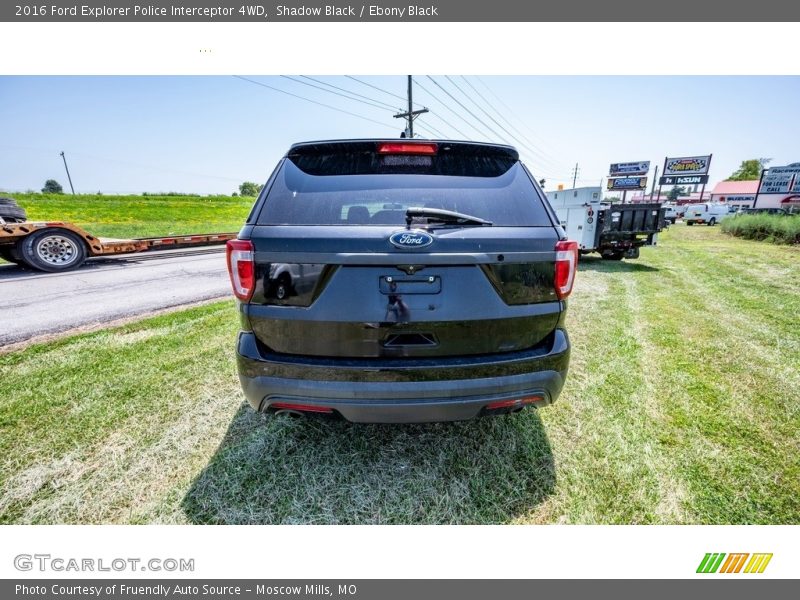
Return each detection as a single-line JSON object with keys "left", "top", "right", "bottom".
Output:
{"left": 257, "top": 151, "right": 551, "bottom": 227}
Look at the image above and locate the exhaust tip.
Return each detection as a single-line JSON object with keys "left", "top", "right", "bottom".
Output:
{"left": 273, "top": 409, "right": 306, "bottom": 419}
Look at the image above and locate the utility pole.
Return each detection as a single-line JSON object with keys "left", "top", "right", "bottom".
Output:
{"left": 393, "top": 75, "right": 428, "bottom": 138}
{"left": 752, "top": 167, "right": 766, "bottom": 209}
{"left": 571, "top": 163, "right": 579, "bottom": 189}
{"left": 649, "top": 164, "right": 659, "bottom": 201}
{"left": 60, "top": 151, "right": 76, "bottom": 195}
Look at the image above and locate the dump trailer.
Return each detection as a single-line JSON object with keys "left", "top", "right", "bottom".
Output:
{"left": 0, "top": 219, "right": 237, "bottom": 272}
{"left": 545, "top": 187, "right": 666, "bottom": 260}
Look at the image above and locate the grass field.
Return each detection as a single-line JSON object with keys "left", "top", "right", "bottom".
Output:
{"left": 5, "top": 193, "right": 254, "bottom": 238}
{"left": 0, "top": 224, "right": 798, "bottom": 524}
{"left": 721, "top": 213, "right": 800, "bottom": 245}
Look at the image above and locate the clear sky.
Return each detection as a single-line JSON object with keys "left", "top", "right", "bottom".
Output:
{"left": 1, "top": 75, "right": 797, "bottom": 195}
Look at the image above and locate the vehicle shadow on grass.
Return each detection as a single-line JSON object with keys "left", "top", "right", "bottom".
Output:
{"left": 182, "top": 403, "right": 555, "bottom": 524}
{"left": 577, "top": 256, "right": 660, "bottom": 273}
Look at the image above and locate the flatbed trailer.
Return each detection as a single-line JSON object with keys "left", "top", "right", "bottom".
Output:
{"left": 0, "top": 220, "right": 237, "bottom": 272}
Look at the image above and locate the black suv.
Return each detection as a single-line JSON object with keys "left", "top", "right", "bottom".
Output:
{"left": 227, "top": 140, "right": 575, "bottom": 423}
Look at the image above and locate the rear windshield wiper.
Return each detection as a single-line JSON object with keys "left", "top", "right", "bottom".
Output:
{"left": 405, "top": 207, "right": 493, "bottom": 228}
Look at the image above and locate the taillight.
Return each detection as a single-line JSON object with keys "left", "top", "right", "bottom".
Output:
{"left": 554, "top": 240, "right": 578, "bottom": 300}
{"left": 226, "top": 239, "right": 255, "bottom": 301}
{"left": 377, "top": 142, "right": 438, "bottom": 155}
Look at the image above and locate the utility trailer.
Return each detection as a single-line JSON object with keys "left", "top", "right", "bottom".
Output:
{"left": 545, "top": 186, "right": 666, "bottom": 260}
{"left": 0, "top": 219, "right": 237, "bottom": 272}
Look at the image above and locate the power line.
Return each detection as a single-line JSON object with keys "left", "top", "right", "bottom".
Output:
{"left": 344, "top": 75, "right": 426, "bottom": 108}
{"left": 415, "top": 123, "right": 446, "bottom": 139}
{"left": 425, "top": 76, "right": 506, "bottom": 142}
{"left": 280, "top": 75, "right": 393, "bottom": 112}
{"left": 473, "top": 76, "right": 566, "bottom": 165}
{"left": 298, "top": 76, "right": 402, "bottom": 111}
{"left": 233, "top": 76, "right": 396, "bottom": 131}
{"left": 455, "top": 75, "right": 565, "bottom": 170}
{"left": 411, "top": 77, "right": 482, "bottom": 140}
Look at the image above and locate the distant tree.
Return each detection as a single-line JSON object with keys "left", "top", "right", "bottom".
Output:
{"left": 727, "top": 158, "right": 771, "bottom": 181}
{"left": 42, "top": 179, "right": 63, "bottom": 194}
{"left": 604, "top": 196, "right": 621, "bottom": 202}
{"left": 231, "top": 191, "right": 239, "bottom": 197}
{"left": 667, "top": 186, "right": 686, "bottom": 202}
{"left": 239, "top": 181, "right": 262, "bottom": 197}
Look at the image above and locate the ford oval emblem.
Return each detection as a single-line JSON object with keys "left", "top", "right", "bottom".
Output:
{"left": 389, "top": 230, "right": 433, "bottom": 249}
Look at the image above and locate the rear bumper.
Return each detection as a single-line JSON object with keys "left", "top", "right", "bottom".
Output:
{"left": 235, "top": 329, "right": 570, "bottom": 423}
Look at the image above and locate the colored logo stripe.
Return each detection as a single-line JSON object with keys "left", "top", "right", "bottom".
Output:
{"left": 744, "top": 554, "right": 773, "bottom": 574}
{"left": 697, "top": 553, "right": 772, "bottom": 574}
{"left": 719, "top": 553, "right": 749, "bottom": 573}
{"left": 697, "top": 553, "right": 726, "bottom": 573}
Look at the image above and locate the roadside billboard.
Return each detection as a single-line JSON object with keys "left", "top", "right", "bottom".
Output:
{"left": 609, "top": 161, "right": 650, "bottom": 177}
{"left": 607, "top": 176, "right": 648, "bottom": 191}
{"left": 663, "top": 155, "right": 712, "bottom": 176}
{"left": 659, "top": 175, "right": 709, "bottom": 186}
{"left": 759, "top": 163, "right": 800, "bottom": 194}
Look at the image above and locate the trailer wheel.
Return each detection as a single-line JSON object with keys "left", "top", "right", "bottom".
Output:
{"left": 19, "top": 229, "right": 87, "bottom": 272}
{"left": 707, "top": 218, "right": 716, "bottom": 226}
{"left": 686, "top": 221, "right": 694, "bottom": 226}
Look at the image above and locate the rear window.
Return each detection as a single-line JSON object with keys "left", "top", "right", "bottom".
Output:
{"left": 257, "top": 151, "right": 551, "bottom": 227}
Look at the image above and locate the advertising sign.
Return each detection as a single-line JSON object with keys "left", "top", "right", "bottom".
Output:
{"left": 759, "top": 174, "right": 793, "bottom": 194}
{"left": 663, "top": 155, "right": 712, "bottom": 176}
{"left": 659, "top": 175, "right": 709, "bottom": 186}
{"left": 607, "top": 176, "right": 648, "bottom": 191}
{"left": 758, "top": 163, "right": 800, "bottom": 194}
{"left": 765, "top": 163, "right": 800, "bottom": 177}
{"left": 609, "top": 161, "right": 650, "bottom": 177}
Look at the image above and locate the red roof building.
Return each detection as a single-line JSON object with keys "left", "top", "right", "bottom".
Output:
{"left": 709, "top": 180, "right": 759, "bottom": 208}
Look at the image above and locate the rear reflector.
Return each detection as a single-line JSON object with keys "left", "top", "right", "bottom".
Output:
{"left": 270, "top": 402, "right": 334, "bottom": 414}
{"left": 554, "top": 240, "right": 578, "bottom": 300}
{"left": 485, "top": 395, "right": 544, "bottom": 411}
{"left": 226, "top": 239, "right": 255, "bottom": 302}
{"left": 377, "top": 142, "right": 438, "bottom": 155}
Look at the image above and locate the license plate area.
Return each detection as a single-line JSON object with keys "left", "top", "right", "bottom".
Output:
{"left": 379, "top": 276, "right": 441, "bottom": 295}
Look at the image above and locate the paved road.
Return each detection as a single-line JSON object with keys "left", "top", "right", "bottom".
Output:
{"left": 0, "top": 247, "right": 232, "bottom": 347}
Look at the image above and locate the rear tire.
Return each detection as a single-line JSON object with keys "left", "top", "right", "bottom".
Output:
{"left": 18, "top": 229, "right": 87, "bottom": 272}
{"left": 275, "top": 276, "right": 292, "bottom": 300}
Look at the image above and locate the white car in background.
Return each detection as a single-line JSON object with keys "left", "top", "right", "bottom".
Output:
{"left": 684, "top": 203, "right": 733, "bottom": 226}
{"left": 663, "top": 203, "right": 683, "bottom": 224}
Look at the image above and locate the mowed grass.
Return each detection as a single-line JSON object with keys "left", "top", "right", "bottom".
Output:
{"left": 7, "top": 193, "right": 254, "bottom": 238}
{"left": 0, "top": 224, "right": 798, "bottom": 524}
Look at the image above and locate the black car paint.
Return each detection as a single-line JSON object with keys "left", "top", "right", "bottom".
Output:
{"left": 232, "top": 140, "right": 572, "bottom": 423}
